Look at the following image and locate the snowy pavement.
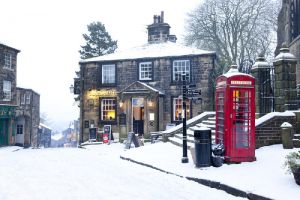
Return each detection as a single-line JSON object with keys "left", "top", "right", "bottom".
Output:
{"left": 121, "top": 142, "right": 300, "bottom": 200}
{"left": 0, "top": 144, "right": 244, "bottom": 200}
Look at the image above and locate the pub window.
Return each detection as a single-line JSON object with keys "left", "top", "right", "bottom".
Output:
{"left": 3, "top": 80, "right": 11, "bottom": 101}
{"left": 139, "top": 62, "right": 153, "bottom": 80}
{"left": 100, "top": 98, "right": 116, "bottom": 122}
{"left": 102, "top": 64, "right": 115, "bottom": 84}
{"left": 4, "top": 53, "right": 12, "bottom": 69}
{"left": 172, "top": 97, "right": 191, "bottom": 121}
{"left": 172, "top": 60, "right": 190, "bottom": 82}
{"left": 17, "top": 125, "right": 23, "bottom": 135}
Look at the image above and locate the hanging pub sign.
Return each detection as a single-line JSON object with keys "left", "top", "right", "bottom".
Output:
{"left": 73, "top": 78, "right": 80, "bottom": 94}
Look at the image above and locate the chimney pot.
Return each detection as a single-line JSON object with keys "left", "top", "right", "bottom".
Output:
{"left": 161, "top": 11, "right": 164, "bottom": 23}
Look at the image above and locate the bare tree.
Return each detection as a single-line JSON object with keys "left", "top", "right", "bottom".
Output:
{"left": 185, "top": 0, "right": 279, "bottom": 73}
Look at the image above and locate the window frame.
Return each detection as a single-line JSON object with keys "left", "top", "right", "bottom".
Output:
{"left": 4, "top": 53, "right": 12, "bottom": 69}
{"left": 26, "top": 93, "right": 31, "bottom": 104}
{"left": 101, "top": 64, "right": 116, "bottom": 85}
{"left": 99, "top": 97, "right": 117, "bottom": 124}
{"left": 172, "top": 59, "right": 191, "bottom": 84}
{"left": 171, "top": 97, "right": 191, "bottom": 123}
{"left": 3, "top": 80, "right": 12, "bottom": 101}
{"left": 17, "top": 125, "right": 23, "bottom": 135}
{"left": 21, "top": 93, "right": 26, "bottom": 105}
{"left": 138, "top": 61, "right": 153, "bottom": 81}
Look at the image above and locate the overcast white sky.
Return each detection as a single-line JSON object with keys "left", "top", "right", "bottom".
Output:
{"left": 0, "top": 0, "right": 201, "bottom": 131}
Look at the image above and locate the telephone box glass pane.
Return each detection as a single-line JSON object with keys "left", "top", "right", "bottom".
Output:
{"left": 216, "top": 92, "right": 224, "bottom": 144}
{"left": 233, "top": 90, "right": 250, "bottom": 148}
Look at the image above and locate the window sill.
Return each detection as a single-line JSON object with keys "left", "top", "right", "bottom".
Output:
{"left": 99, "top": 120, "right": 117, "bottom": 125}
{"left": 99, "top": 84, "right": 116, "bottom": 87}
{"left": 3, "top": 67, "right": 14, "bottom": 71}
{"left": 139, "top": 79, "right": 153, "bottom": 82}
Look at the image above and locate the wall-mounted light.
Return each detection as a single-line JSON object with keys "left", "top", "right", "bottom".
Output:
{"left": 119, "top": 101, "right": 124, "bottom": 108}
{"left": 148, "top": 99, "right": 154, "bottom": 107}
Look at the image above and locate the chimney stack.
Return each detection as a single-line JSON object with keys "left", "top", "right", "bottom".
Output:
{"left": 153, "top": 15, "right": 157, "bottom": 23}
{"left": 161, "top": 11, "right": 164, "bottom": 23}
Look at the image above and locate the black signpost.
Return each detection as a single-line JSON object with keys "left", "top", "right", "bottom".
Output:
{"left": 181, "top": 74, "right": 202, "bottom": 163}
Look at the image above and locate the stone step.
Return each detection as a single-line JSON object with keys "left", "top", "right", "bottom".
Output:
{"left": 168, "top": 137, "right": 193, "bottom": 149}
{"left": 174, "top": 133, "right": 195, "bottom": 143}
{"left": 208, "top": 117, "right": 216, "bottom": 121}
{"left": 293, "top": 139, "right": 300, "bottom": 148}
{"left": 294, "top": 134, "right": 300, "bottom": 140}
{"left": 173, "top": 132, "right": 216, "bottom": 144}
{"left": 196, "top": 123, "right": 216, "bottom": 129}
{"left": 201, "top": 120, "right": 216, "bottom": 125}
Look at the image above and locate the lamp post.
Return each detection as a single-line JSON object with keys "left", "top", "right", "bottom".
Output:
{"left": 181, "top": 74, "right": 189, "bottom": 163}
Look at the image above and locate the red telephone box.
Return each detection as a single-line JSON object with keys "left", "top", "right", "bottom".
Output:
{"left": 215, "top": 66, "right": 256, "bottom": 162}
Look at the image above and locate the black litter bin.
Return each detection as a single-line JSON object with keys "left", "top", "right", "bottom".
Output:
{"left": 193, "top": 127, "right": 212, "bottom": 167}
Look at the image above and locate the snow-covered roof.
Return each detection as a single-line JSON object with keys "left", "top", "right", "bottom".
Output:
{"left": 222, "top": 65, "right": 254, "bottom": 78}
{"left": 39, "top": 123, "right": 52, "bottom": 130}
{"left": 51, "top": 133, "right": 63, "bottom": 141}
{"left": 80, "top": 42, "right": 215, "bottom": 63}
{"left": 137, "top": 81, "right": 164, "bottom": 95}
{"left": 0, "top": 42, "right": 20, "bottom": 52}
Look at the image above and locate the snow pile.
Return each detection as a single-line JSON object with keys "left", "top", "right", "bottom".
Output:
{"left": 0, "top": 144, "right": 243, "bottom": 200}
{"left": 122, "top": 143, "right": 300, "bottom": 200}
{"left": 255, "top": 111, "right": 295, "bottom": 126}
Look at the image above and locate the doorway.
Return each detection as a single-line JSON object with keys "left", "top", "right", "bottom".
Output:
{"left": 132, "top": 98, "right": 144, "bottom": 135}
{"left": 0, "top": 119, "right": 9, "bottom": 146}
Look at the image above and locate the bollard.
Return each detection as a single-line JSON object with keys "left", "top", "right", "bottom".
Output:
{"left": 280, "top": 122, "right": 294, "bottom": 149}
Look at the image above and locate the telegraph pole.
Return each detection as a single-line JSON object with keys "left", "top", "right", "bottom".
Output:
{"left": 181, "top": 74, "right": 189, "bottom": 163}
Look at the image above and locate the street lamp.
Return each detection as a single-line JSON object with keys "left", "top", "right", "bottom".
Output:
{"left": 181, "top": 74, "right": 189, "bottom": 163}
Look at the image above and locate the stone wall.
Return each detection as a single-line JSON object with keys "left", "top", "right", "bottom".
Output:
{"left": 80, "top": 54, "right": 216, "bottom": 141}
{"left": 289, "top": 36, "right": 300, "bottom": 85}
{"left": 255, "top": 112, "right": 296, "bottom": 148}
{"left": 15, "top": 88, "right": 40, "bottom": 147}
{"left": 0, "top": 44, "right": 18, "bottom": 105}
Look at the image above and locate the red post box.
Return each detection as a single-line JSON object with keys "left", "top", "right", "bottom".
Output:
{"left": 215, "top": 65, "right": 256, "bottom": 162}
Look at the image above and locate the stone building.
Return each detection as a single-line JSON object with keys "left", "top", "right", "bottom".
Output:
{"left": 0, "top": 43, "right": 19, "bottom": 146}
{"left": 76, "top": 12, "right": 217, "bottom": 143}
{"left": 15, "top": 87, "right": 40, "bottom": 147}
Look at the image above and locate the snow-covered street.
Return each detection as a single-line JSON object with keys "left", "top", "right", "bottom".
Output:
{"left": 0, "top": 144, "right": 243, "bottom": 200}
